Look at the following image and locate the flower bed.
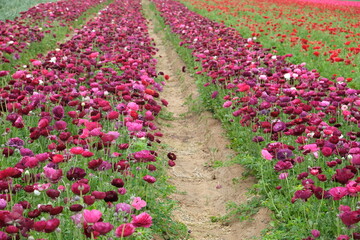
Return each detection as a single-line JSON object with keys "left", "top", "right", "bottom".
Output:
{"left": 0, "top": 0, "right": 105, "bottom": 64}
{"left": 0, "top": 0, "right": 184, "bottom": 238}
{"left": 150, "top": 0, "right": 360, "bottom": 238}
{"left": 175, "top": 0, "right": 360, "bottom": 89}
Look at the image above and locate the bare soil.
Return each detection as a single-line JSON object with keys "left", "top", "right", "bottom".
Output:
{"left": 143, "top": 1, "right": 271, "bottom": 239}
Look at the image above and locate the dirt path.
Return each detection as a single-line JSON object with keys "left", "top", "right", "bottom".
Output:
{"left": 142, "top": 1, "right": 271, "bottom": 239}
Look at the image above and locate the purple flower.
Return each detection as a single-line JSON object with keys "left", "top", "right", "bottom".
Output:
{"left": 7, "top": 137, "right": 24, "bottom": 148}
{"left": 276, "top": 149, "right": 293, "bottom": 160}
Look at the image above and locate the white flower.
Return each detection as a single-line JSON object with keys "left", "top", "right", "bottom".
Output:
{"left": 34, "top": 190, "right": 41, "bottom": 196}
{"left": 284, "top": 73, "right": 291, "bottom": 80}
{"left": 49, "top": 57, "right": 56, "bottom": 63}
{"left": 271, "top": 55, "right": 277, "bottom": 60}
{"left": 7, "top": 41, "right": 14, "bottom": 45}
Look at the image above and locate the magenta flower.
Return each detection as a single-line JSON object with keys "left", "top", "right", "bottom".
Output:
{"left": 7, "top": 137, "right": 24, "bottom": 148}
{"left": 143, "top": 175, "right": 156, "bottom": 184}
{"left": 43, "top": 167, "right": 63, "bottom": 183}
{"left": 131, "top": 212, "right": 152, "bottom": 228}
{"left": 126, "top": 122, "right": 143, "bottom": 132}
{"left": 93, "top": 222, "right": 113, "bottom": 235}
{"left": 311, "top": 229, "right": 320, "bottom": 238}
{"left": 115, "top": 223, "right": 135, "bottom": 237}
{"left": 223, "top": 101, "right": 232, "bottom": 108}
{"left": 52, "top": 105, "right": 64, "bottom": 120}
{"left": 329, "top": 187, "right": 348, "bottom": 200}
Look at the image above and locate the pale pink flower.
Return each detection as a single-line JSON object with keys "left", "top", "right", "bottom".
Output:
{"left": 131, "top": 197, "right": 147, "bottom": 210}
{"left": 126, "top": 122, "right": 143, "bottom": 132}
{"left": 278, "top": 172, "right": 289, "bottom": 180}
{"left": 261, "top": 149, "right": 273, "bottom": 160}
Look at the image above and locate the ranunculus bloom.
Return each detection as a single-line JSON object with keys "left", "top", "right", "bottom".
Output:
{"left": 222, "top": 101, "right": 232, "bottom": 108}
{"left": 131, "top": 212, "right": 152, "bottom": 228}
{"left": 70, "top": 147, "right": 84, "bottom": 155}
{"left": 115, "top": 223, "right": 135, "bottom": 237}
{"left": 52, "top": 105, "right": 64, "bottom": 120}
{"left": 93, "top": 222, "right": 113, "bottom": 235}
{"left": 321, "top": 147, "right": 332, "bottom": 157}
{"left": 143, "top": 175, "right": 156, "bottom": 183}
{"left": 131, "top": 197, "right": 147, "bottom": 210}
{"left": 329, "top": 187, "right": 348, "bottom": 200}
{"left": 261, "top": 149, "right": 273, "bottom": 160}
{"left": 83, "top": 209, "right": 102, "bottom": 223}
{"left": 71, "top": 182, "right": 90, "bottom": 195}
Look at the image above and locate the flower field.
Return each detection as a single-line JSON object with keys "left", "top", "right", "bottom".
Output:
{"left": 149, "top": 0, "right": 360, "bottom": 239}
{"left": 177, "top": 0, "right": 360, "bottom": 90}
{"left": 0, "top": 0, "right": 359, "bottom": 239}
{"left": 0, "top": 0, "right": 187, "bottom": 239}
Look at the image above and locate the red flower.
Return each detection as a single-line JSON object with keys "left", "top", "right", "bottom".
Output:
{"left": 71, "top": 182, "right": 90, "bottom": 195}
{"left": 321, "top": 147, "right": 332, "bottom": 157}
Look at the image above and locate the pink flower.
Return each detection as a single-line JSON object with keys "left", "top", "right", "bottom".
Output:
{"left": 311, "top": 229, "right": 320, "bottom": 238}
{"left": 0, "top": 199, "right": 7, "bottom": 210}
{"left": 222, "top": 101, "right": 232, "bottom": 108}
{"left": 83, "top": 209, "right": 102, "bottom": 223}
{"left": 336, "top": 235, "right": 350, "bottom": 240}
{"left": 115, "top": 223, "right": 135, "bottom": 237}
{"left": 303, "top": 144, "right": 319, "bottom": 152}
{"left": 131, "top": 212, "right": 152, "bottom": 228}
{"left": 93, "top": 222, "right": 113, "bottom": 235}
{"left": 329, "top": 187, "right": 348, "bottom": 200}
{"left": 70, "top": 147, "right": 84, "bottom": 155}
{"left": 43, "top": 167, "right": 63, "bottom": 183}
{"left": 278, "top": 173, "right": 289, "bottom": 180}
{"left": 143, "top": 175, "right": 156, "bottom": 183}
{"left": 71, "top": 213, "right": 83, "bottom": 226}
{"left": 131, "top": 197, "right": 147, "bottom": 210}
{"left": 32, "top": 60, "right": 42, "bottom": 66}
{"left": 127, "top": 102, "right": 139, "bottom": 111}
{"left": 261, "top": 149, "right": 273, "bottom": 160}
{"left": 126, "top": 122, "right": 143, "bottom": 132}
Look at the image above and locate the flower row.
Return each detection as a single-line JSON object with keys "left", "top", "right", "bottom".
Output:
{"left": 0, "top": 0, "right": 173, "bottom": 238}
{"left": 151, "top": 0, "right": 359, "bottom": 238}
{"left": 0, "top": 0, "right": 104, "bottom": 64}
